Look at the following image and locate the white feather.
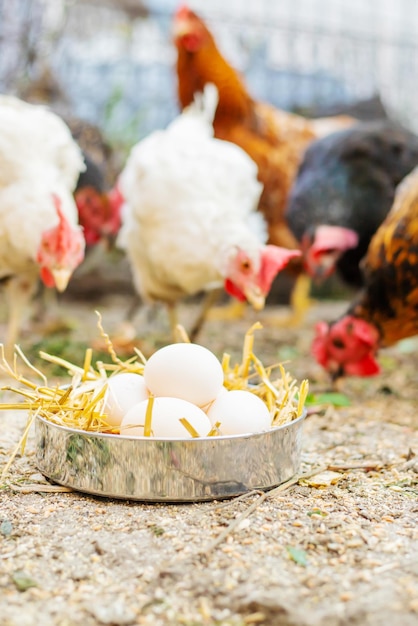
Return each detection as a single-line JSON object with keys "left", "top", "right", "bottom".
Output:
{"left": 0, "top": 95, "right": 85, "bottom": 190}
{"left": 118, "top": 85, "right": 264, "bottom": 303}
{"left": 0, "top": 96, "right": 85, "bottom": 281}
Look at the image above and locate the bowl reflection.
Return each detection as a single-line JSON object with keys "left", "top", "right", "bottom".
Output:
{"left": 35, "top": 411, "right": 306, "bottom": 502}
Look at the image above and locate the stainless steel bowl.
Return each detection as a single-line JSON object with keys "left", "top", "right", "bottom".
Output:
{"left": 35, "top": 412, "right": 306, "bottom": 502}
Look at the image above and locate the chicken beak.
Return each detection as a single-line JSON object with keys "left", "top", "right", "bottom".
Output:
{"left": 52, "top": 268, "right": 72, "bottom": 292}
{"left": 244, "top": 285, "right": 266, "bottom": 311}
{"left": 310, "top": 253, "right": 339, "bottom": 284}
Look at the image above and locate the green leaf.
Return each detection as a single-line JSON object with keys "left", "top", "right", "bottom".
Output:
{"left": 149, "top": 524, "right": 165, "bottom": 537}
{"left": 277, "top": 346, "right": 299, "bottom": 361}
{"left": 286, "top": 545, "right": 308, "bottom": 567}
{"left": 0, "top": 520, "right": 13, "bottom": 536}
{"left": 378, "top": 355, "right": 398, "bottom": 370}
{"left": 12, "top": 571, "right": 38, "bottom": 592}
{"left": 307, "top": 508, "right": 328, "bottom": 517}
{"left": 308, "top": 392, "right": 351, "bottom": 407}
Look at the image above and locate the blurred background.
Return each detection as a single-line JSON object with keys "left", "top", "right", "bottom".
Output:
{"left": 1, "top": 0, "right": 418, "bottom": 150}
{"left": 0, "top": 0, "right": 417, "bottom": 302}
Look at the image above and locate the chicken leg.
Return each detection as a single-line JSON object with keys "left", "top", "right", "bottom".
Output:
{"left": 288, "top": 274, "right": 315, "bottom": 326}
{"left": 162, "top": 288, "right": 225, "bottom": 343}
{"left": 263, "top": 273, "right": 314, "bottom": 327}
{"left": 205, "top": 298, "right": 247, "bottom": 323}
{"left": 3, "top": 272, "right": 38, "bottom": 356}
{"left": 187, "top": 288, "right": 225, "bottom": 341}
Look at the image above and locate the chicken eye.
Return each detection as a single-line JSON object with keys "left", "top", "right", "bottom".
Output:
{"left": 332, "top": 337, "right": 345, "bottom": 349}
{"left": 241, "top": 260, "right": 251, "bottom": 271}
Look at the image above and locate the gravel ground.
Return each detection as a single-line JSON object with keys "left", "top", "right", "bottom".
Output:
{"left": 1, "top": 296, "right": 418, "bottom": 626}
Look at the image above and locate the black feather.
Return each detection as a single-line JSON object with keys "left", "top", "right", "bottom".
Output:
{"left": 75, "top": 152, "right": 106, "bottom": 194}
{"left": 286, "top": 120, "right": 418, "bottom": 287}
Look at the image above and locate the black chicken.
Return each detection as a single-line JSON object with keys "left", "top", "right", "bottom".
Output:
{"left": 286, "top": 120, "right": 418, "bottom": 287}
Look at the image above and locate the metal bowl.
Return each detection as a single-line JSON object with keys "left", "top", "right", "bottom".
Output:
{"left": 35, "top": 411, "right": 306, "bottom": 502}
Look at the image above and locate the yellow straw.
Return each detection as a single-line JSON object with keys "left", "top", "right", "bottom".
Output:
{"left": 144, "top": 396, "right": 154, "bottom": 437}
{"left": 82, "top": 348, "right": 93, "bottom": 381}
{"left": 179, "top": 418, "right": 200, "bottom": 438}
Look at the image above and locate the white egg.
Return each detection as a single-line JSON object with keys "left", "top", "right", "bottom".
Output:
{"left": 207, "top": 390, "right": 272, "bottom": 435}
{"left": 201, "top": 385, "right": 229, "bottom": 413}
{"left": 120, "top": 397, "right": 212, "bottom": 438}
{"left": 102, "top": 373, "right": 149, "bottom": 428}
{"left": 144, "top": 343, "right": 224, "bottom": 407}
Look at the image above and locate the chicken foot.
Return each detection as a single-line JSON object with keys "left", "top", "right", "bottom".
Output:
{"left": 205, "top": 298, "right": 247, "bottom": 323}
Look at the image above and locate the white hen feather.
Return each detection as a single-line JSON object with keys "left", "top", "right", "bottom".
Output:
{"left": 0, "top": 95, "right": 85, "bottom": 190}
{"left": 118, "top": 84, "right": 264, "bottom": 305}
{"left": 0, "top": 97, "right": 85, "bottom": 270}
{"left": 0, "top": 96, "right": 86, "bottom": 349}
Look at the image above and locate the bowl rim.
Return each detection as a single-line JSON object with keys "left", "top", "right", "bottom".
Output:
{"left": 35, "top": 408, "right": 307, "bottom": 443}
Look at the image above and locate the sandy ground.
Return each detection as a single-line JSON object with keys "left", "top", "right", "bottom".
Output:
{"left": 1, "top": 295, "right": 418, "bottom": 626}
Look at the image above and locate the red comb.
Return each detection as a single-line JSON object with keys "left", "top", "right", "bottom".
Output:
{"left": 51, "top": 193, "right": 66, "bottom": 228}
{"left": 51, "top": 193, "right": 72, "bottom": 249}
{"left": 175, "top": 4, "right": 191, "bottom": 20}
{"left": 312, "top": 225, "right": 359, "bottom": 255}
{"left": 258, "top": 246, "right": 301, "bottom": 293}
{"left": 51, "top": 192, "right": 62, "bottom": 214}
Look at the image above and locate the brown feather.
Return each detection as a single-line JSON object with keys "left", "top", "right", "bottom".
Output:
{"left": 351, "top": 167, "right": 418, "bottom": 346}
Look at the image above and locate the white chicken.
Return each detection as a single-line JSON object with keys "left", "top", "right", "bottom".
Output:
{"left": 0, "top": 95, "right": 86, "bottom": 352}
{"left": 117, "top": 84, "right": 301, "bottom": 339}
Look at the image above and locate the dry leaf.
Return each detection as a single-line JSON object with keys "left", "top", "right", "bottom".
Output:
{"left": 301, "top": 470, "right": 344, "bottom": 487}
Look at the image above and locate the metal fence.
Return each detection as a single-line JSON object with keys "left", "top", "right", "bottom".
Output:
{"left": 1, "top": 0, "right": 418, "bottom": 151}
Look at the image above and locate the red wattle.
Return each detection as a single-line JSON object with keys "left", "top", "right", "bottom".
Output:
{"left": 224, "top": 279, "right": 246, "bottom": 302}
{"left": 40, "top": 266, "right": 55, "bottom": 288}
{"left": 345, "top": 354, "right": 380, "bottom": 377}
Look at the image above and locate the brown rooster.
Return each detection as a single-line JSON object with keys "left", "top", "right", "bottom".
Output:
{"left": 312, "top": 166, "right": 418, "bottom": 378}
{"left": 174, "top": 5, "right": 308, "bottom": 249}
{"left": 173, "top": 5, "right": 355, "bottom": 319}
